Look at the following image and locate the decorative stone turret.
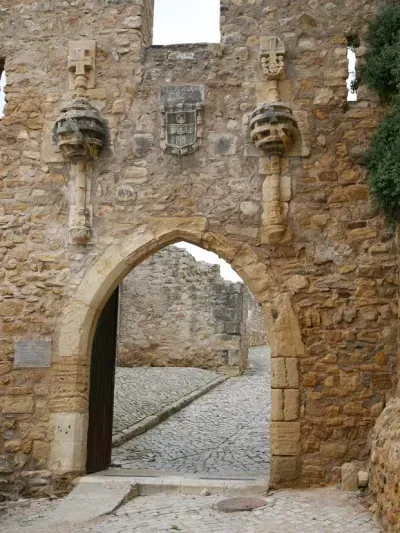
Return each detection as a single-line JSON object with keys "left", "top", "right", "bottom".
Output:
{"left": 53, "top": 40, "right": 106, "bottom": 245}
{"left": 249, "top": 103, "right": 298, "bottom": 156}
{"left": 53, "top": 99, "right": 106, "bottom": 162}
{"left": 250, "top": 36, "right": 299, "bottom": 244}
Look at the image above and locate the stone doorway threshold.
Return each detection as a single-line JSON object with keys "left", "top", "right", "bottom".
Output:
{"left": 83, "top": 468, "right": 269, "bottom": 497}
{"left": 51, "top": 469, "right": 268, "bottom": 524}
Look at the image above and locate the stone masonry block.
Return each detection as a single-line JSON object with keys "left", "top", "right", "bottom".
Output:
{"left": 270, "top": 421, "right": 301, "bottom": 456}
{"left": 52, "top": 413, "right": 88, "bottom": 444}
{"left": 341, "top": 462, "right": 358, "bottom": 491}
{"left": 270, "top": 455, "right": 300, "bottom": 487}
{"left": 132, "top": 134, "right": 154, "bottom": 157}
{"left": 284, "top": 389, "right": 300, "bottom": 421}
{"left": 209, "top": 133, "right": 238, "bottom": 157}
{"left": 264, "top": 293, "right": 305, "bottom": 358}
{"left": 271, "top": 358, "right": 299, "bottom": 389}
{"left": 1, "top": 396, "right": 34, "bottom": 414}
{"left": 271, "top": 389, "right": 284, "bottom": 421}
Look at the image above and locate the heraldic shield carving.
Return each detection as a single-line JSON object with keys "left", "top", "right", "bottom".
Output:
{"left": 161, "top": 102, "right": 202, "bottom": 156}
{"left": 159, "top": 85, "right": 204, "bottom": 157}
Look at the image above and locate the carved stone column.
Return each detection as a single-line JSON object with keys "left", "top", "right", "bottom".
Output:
{"left": 52, "top": 41, "right": 106, "bottom": 245}
{"left": 249, "top": 37, "right": 299, "bottom": 244}
{"left": 262, "top": 155, "right": 286, "bottom": 243}
{"left": 250, "top": 102, "right": 297, "bottom": 244}
{"left": 69, "top": 162, "right": 91, "bottom": 245}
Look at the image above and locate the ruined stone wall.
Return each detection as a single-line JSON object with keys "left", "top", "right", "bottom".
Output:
{"left": 243, "top": 287, "right": 268, "bottom": 348}
{"left": 117, "top": 245, "right": 247, "bottom": 371}
{"left": 0, "top": 0, "right": 398, "bottom": 505}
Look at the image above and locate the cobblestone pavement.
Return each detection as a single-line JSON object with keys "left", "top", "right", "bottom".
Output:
{"left": 112, "top": 346, "right": 270, "bottom": 475}
{"left": 113, "top": 366, "right": 221, "bottom": 435}
{"left": 0, "top": 488, "right": 382, "bottom": 532}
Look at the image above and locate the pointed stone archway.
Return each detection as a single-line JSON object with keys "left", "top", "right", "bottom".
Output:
{"left": 48, "top": 217, "right": 305, "bottom": 487}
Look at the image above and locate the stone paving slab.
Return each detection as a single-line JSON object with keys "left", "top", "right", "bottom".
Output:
{"left": 112, "top": 346, "right": 271, "bottom": 476}
{"left": 0, "top": 487, "right": 382, "bottom": 533}
{"left": 46, "top": 480, "right": 138, "bottom": 523}
{"left": 113, "top": 366, "right": 222, "bottom": 435}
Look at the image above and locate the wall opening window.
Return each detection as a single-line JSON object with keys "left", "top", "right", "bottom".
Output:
{"left": 153, "top": 0, "right": 220, "bottom": 45}
{"left": 346, "top": 35, "right": 359, "bottom": 102}
{"left": 0, "top": 59, "right": 6, "bottom": 119}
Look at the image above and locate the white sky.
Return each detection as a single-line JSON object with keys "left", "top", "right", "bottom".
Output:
{"left": 153, "top": 0, "right": 220, "bottom": 45}
{"left": 0, "top": 72, "right": 5, "bottom": 119}
{"left": 175, "top": 242, "right": 242, "bottom": 283}
{"left": 347, "top": 49, "right": 357, "bottom": 102}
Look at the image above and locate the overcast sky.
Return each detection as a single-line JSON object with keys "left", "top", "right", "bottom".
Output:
{"left": 175, "top": 242, "right": 242, "bottom": 282}
{"left": 153, "top": 0, "right": 220, "bottom": 45}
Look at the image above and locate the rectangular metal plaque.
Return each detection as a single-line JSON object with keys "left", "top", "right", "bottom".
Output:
{"left": 14, "top": 339, "right": 51, "bottom": 368}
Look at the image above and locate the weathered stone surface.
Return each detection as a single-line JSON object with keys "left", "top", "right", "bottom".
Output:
{"left": 270, "top": 422, "right": 301, "bottom": 456}
{"left": 0, "top": 0, "right": 397, "bottom": 516}
{"left": 132, "top": 134, "right": 154, "bottom": 157}
{"left": 358, "top": 470, "right": 369, "bottom": 488}
{"left": 49, "top": 480, "right": 139, "bottom": 522}
{"left": 369, "top": 399, "right": 400, "bottom": 531}
{"left": 264, "top": 294, "right": 305, "bottom": 359}
{"left": 209, "top": 133, "right": 238, "bottom": 156}
{"left": 341, "top": 462, "right": 358, "bottom": 492}
{"left": 1, "top": 396, "right": 34, "bottom": 414}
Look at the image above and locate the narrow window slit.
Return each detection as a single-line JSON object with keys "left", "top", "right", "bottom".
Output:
{"left": 0, "top": 58, "right": 6, "bottom": 119}
{"left": 346, "top": 35, "right": 359, "bottom": 102}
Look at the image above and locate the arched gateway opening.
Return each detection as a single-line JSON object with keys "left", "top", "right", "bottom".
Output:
{"left": 87, "top": 242, "right": 269, "bottom": 476}
{"left": 50, "top": 219, "right": 304, "bottom": 486}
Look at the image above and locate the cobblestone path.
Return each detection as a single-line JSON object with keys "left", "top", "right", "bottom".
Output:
{"left": 113, "top": 366, "right": 221, "bottom": 435}
{"left": 0, "top": 488, "right": 382, "bottom": 532}
{"left": 112, "top": 346, "right": 270, "bottom": 475}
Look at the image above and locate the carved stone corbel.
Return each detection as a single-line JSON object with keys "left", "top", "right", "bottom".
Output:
{"left": 260, "top": 36, "right": 286, "bottom": 102}
{"left": 52, "top": 41, "right": 106, "bottom": 245}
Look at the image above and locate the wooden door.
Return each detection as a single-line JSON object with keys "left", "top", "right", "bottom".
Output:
{"left": 86, "top": 287, "right": 119, "bottom": 474}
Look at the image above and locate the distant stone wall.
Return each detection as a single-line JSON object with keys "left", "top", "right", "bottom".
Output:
{"left": 244, "top": 287, "right": 269, "bottom": 348}
{"left": 117, "top": 246, "right": 264, "bottom": 371}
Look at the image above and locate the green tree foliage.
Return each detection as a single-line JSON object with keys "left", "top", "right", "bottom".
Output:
{"left": 365, "top": 106, "right": 400, "bottom": 223}
{"left": 361, "top": 2, "right": 400, "bottom": 223}
{"left": 361, "top": 3, "right": 400, "bottom": 100}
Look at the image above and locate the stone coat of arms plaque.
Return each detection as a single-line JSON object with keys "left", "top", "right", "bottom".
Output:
{"left": 159, "top": 85, "right": 204, "bottom": 156}
{"left": 161, "top": 102, "right": 202, "bottom": 156}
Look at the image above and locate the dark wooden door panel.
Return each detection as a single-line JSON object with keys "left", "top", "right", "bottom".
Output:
{"left": 86, "top": 287, "right": 119, "bottom": 474}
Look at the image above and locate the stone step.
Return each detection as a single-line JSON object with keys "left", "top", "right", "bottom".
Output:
{"left": 78, "top": 470, "right": 269, "bottom": 498}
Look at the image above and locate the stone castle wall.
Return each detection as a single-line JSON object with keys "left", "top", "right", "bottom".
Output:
{"left": 243, "top": 286, "right": 269, "bottom": 348}
{"left": 368, "top": 398, "right": 400, "bottom": 532}
{"left": 0, "top": 0, "right": 398, "bottom": 517}
{"left": 117, "top": 245, "right": 260, "bottom": 372}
